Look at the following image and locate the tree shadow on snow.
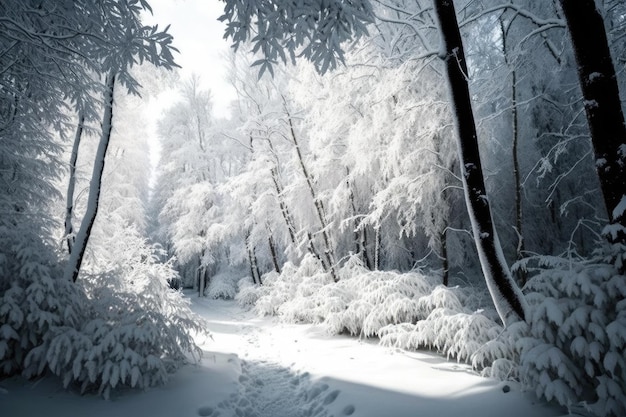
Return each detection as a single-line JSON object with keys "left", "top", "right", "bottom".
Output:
{"left": 194, "top": 358, "right": 566, "bottom": 417}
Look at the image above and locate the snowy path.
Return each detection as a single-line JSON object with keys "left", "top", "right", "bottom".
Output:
{"left": 1, "top": 296, "right": 568, "bottom": 417}
{"left": 190, "top": 298, "right": 566, "bottom": 417}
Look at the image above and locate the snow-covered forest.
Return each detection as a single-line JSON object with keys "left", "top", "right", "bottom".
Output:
{"left": 1, "top": 0, "right": 625, "bottom": 416}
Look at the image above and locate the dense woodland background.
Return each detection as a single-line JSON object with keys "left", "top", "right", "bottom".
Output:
{"left": 1, "top": 0, "right": 625, "bottom": 416}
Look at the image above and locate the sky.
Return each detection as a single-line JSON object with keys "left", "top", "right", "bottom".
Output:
{"left": 141, "top": 0, "right": 238, "bottom": 172}
{"left": 144, "top": 0, "right": 237, "bottom": 119}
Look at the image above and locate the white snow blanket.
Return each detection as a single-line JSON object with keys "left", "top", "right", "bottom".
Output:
{"left": 0, "top": 297, "right": 568, "bottom": 417}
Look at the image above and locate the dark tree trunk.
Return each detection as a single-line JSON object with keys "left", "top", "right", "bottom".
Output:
{"left": 65, "top": 111, "right": 84, "bottom": 255}
{"left": 500, "top": 17, "right": 527, "bottom": 286}
{"left": 268, "top": 233, "right": 281, "bottom": 275}
{"left": 63, "top": 71, "right": 116, "bottom": 283}
{"left": 306, "top": 231, "right": 326, "bottom": 268}
{"left": 245, "top": 231, "right": 261, "bottom": 284}
{"left": 374, "top": 226, "right": 381, "bottom": 271}
{"left": 197, "top": 263, "right": 207, "bottom": 297}
{"left": 559, "top": 0, "right": 626, "bottom": 248}
{"left": 441, "top": 227, "right": 449, "bottom": 287}
{"left": 433, "top": 0, "right": 527, "bottom": 325}
{"left": 361, "top": 227, "right": 373, "bottom": 270}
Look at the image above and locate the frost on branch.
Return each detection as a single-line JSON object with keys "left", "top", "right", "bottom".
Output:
{"left": 219, "top": 0, "right": 373, "bottom": 74}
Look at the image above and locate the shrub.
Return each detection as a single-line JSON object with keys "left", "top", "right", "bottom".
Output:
{"left": 0, "top": 240, "right": 209, "bottom": 398}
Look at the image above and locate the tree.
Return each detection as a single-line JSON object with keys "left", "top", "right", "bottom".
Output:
{"left": 431, "top": 0, "right": 527, "bottom": 324}
{"left": 220, "top": 0, "right": 373, "bottom": 74}
{"left": 219, "top": 0, "right": 527, "bottom": 323}
{"left": 64, "top": 112, "right": 85, "bottom": 255}
{"left": 558, "top": 0, "right": 626, "bottom": 252}
{"left": 60, "top": 0, "right": 178, "bottom": 282}
{"left": 64, "top": 71, "right": 116, "bottom": 282}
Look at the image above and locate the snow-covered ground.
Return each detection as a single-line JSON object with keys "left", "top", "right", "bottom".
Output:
{"left": 1, "top": 295, "right": 569, "bottom": 417}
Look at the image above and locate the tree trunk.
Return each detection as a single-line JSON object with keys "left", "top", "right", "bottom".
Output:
{"left": 558, "top": 0, "right": 626, "bottom": 248}
{"left": 64, "top": 111, "right": 84, "bottom": 255}
{"left": 282, "top": 98, "right": 338, "bottom": 282}
{"left": 246, "top": 231, "right": 261, "bottom": 284}
{"left": 268, "top": 233, "right": 281, "bottom": 274}
{"left": 346, "top": 167, "right": 372, "bottom": 268}
{"left": 361, "top": 226, "right": 373, "bottom": 270}
{"left": 197, "top": 264, "right": 207, "bottom": 297}
{"left": 269, "top": 165, "right": 298, "bottom": 246}
{"left": 374, "top": 226, "right": 381, "bottom": 271}
{"left": 433, "top": 0, "right": 527, "bottom": 325}
{"left": 441, "top": 227, "right": 449, "bottom": 287}
{"left": 500, "top": 17, "right": 527, "bottom": 286}
{"left": 511, "top": 67, "right": 526, "bottom": 284}
{"left": 63, "top": 71, "right": 116, "bottom": 283}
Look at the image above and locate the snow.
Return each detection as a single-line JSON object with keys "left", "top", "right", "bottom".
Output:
{"left": 612, "top": 195, "right": 626, "bottom": 220}
{"left": 0, "top": 294, "right": 569, "bottom": 417}
{"left": 583, "top": 99, "right": 599, "bottom": 109}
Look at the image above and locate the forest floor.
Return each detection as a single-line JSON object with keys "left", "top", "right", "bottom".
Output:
{"left": 1, "top": 293, "right": 571, "bottom": 417}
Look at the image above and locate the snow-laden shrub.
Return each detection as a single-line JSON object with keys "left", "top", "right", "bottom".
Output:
{"left": 244, "top": 254, "right": 507, "bottom": 367}
{"left": 473, "top": 320, "right": 527, "bottom": 380}
{"left": 236, "top": 276, "right": 269, "bottom": 309}
{"left": 513, "top": 255, "right": 626, "bottom": 417}
{"left": 326, "top": 270, "right": 440, "bottom": 337}
{"left": 378, "top": 285, "right": 502, "bottom": 363}
{"left": 0, "top": 243, "right": 85, "bottom": 377}
{"left": 255, "top": 256, "right": 334, "bottom": 318}
{"left": 0, "top": 239, "right": 209, "bottom": 398}
{"left": 207, "top": 270, "right": 241, "bottom": 299}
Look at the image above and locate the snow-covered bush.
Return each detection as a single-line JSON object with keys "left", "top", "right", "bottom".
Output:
{"left": 513, "top": 253, "right": 626, "bottom": 417}
{"left": 0, "top": 243, "right": 85, "bottom": 377}
{"left": 379, "top": 286, "right": 502, "bottom": 363}
{"left": 206, "top": 270, "right": 242, "bottom": 299}
{"left": 246, "top": 254, "right": 505, "bottom": 362}
{"left": 0, "top": 238, "right": 209, "bottom": 398}
{"left": 325, "top": 269, "right": 440, "bottom": 337}
{"left": 236, "top": 276, "right": 270, "bottom": 308}
{"left": 254, "top": 255, "right": 333, "bottom": 318}
{"left": 472, "top": 320, "right": 527, "bottom": 380}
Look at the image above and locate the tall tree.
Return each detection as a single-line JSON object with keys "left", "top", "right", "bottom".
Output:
{"left": 64, "top": 111, "right": 85, "bottom": 255}
{"left": 558, "top": 0, "right": 626, "bottom": 250}
{"left": 64, "top": 72, "right": 116, "bottom": 282}
{"left": 432, "top": 0, "right": 527, "bottom": 324}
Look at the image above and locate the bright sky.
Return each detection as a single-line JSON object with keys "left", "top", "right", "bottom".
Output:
{"left": 142, "top": 0, "right": 238, "bottom": 173}
{"left": 145, "top": 0, "right": 237, "bottom": 119}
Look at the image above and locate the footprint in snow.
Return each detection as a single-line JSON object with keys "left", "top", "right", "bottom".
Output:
{"left": 342, "top": 405, "right": 355, "bottom": 415}
{"left": 213, "top": 360, "right": 355, "bottom": 417}
{"left": 197, "top": 406, "right": 220, "bottom": 417}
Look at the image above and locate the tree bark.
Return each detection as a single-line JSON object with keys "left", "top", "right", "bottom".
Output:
{"left": 269, "top": 165, "right": 298, "bottom": 246}
{"left": 268, "top": 233, "right": 281, "bottom": 275}
{"left": 64, "top": 111, "right": 84, "bottom": 255}
{"left": 245, "top": 230, "right": 261, "bottom": 284}
{"left": 374, "top": 226, "right": 381, "bottom": 271}
{"left": 433, "top": 0, "right": 528, "bottom": 325}
{"left": 558, "top": 0, "right": 626, "bottom": 247}
{"left": 197, "top": 263, "right": 207, "bottom": 296}
{"left": 441, "top": 227, "right": 449, "bottom": 287}
{"left": 282, "top": 98, "right": 338, "bottom": 282}
{"left": 63, "top": 71, "right": 116, "bottom": 283}
{"left": 347, "top": 167, "right": 372, "bottom": 269}
{"left": 500, "top": 17, "right": 526, "bottom": 286}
